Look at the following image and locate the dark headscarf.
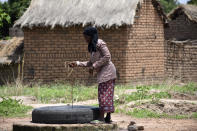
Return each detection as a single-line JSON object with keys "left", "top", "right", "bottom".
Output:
{"left": 83, "top": 27, "right": 98, "bottom": 53}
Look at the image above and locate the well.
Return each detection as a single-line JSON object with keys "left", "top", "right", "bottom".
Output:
{"left": 13, "top": 105, "right": 118, "bottom": 131}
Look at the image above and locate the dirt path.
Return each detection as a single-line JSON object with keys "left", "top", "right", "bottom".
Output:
{"left": 1, "top": 114, "right": 197, "bottom": 131}
{"left": 0, "top": 117, "right": 31, "bottom": 131}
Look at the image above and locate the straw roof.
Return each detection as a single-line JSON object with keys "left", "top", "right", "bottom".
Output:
{"left": 14, "top": 0, "right": 166, "bottom": 28}
{"left": 168, "top": 4, "right": 197, "bottom": 23}
{"left": 0, "top": 37, "right": 24, "bottom": 65}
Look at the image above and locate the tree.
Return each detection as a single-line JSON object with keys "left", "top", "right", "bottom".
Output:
{"left": 159, "top": 0, "right": 179, "bottom": 13}
{"left": 0, "top": 9, "right": 10, "bottom": 28}
{"left": 7, "top": 0, "right": 31, "bottom": 23}
{"left": 187, "top": 0, "right": 197, "bottom": 5}
{"left": 0, "top": 0, "right": 30, "bottom": 38}
{"left": 0, "top": 2, "right": 11, "bottom": 38}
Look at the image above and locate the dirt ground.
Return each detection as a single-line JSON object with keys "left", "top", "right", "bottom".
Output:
{"left": 1, "top": 114, "right": 197, "bottom": 131}
{"left": 113, "top": 114, "right": 197, "bottom": 131}
{"left": 129, "top": 100, "right": 197, "bottom": 116}
{"left": 0, "top": 95, "right": 197, "bottom": 131}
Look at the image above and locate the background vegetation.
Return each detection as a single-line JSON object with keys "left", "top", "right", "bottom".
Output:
{"left": 0, "top": 0, "right": 30, "bottom": 39}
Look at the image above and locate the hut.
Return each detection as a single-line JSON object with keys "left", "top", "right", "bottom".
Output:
{"left": 0, "top": 37, "right": 24, "bottom": 85}
{"left": 14, "top": 0, "right": 167, "bottom": 84}
{"left": 165, "top": 4, "right": 197, "bottom": 40}
{"left": 164, "top": 5, "right": 197, "bottom": 82}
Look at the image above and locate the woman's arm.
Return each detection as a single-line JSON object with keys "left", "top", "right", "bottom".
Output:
{"left": 77, "top": 60, "right": 92, "bottom": 67}
{"left": 92, "top": 42, "right": 111, "bottom": 69}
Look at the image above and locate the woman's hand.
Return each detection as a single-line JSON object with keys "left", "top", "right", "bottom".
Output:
{"left": 67, "top": 61, "right": 77, "bottom": 68}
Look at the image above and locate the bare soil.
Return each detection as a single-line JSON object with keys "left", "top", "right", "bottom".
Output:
{"left": 130, "top": 101, "right": 197, "bottom": 116}
{"left": 171, "top": 92, "right": 197, "bottom": 100}
{"left": 1, "top": 114, "right": 197, "bottom": 131}
{"left": 112, "top": 114, "right": 197, "bottom": 131}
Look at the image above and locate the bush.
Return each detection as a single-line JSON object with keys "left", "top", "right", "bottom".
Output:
{"left": 0, "top": 97, "right": 32, "bottom": 117}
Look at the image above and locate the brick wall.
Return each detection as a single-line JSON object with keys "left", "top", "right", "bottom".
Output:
{"left": 126, "top": 0, "right": 165, "bottom": 83}
{"left": 23, "top": 0, "right": 165, "bottom": 84}
{"left": 165, "top": 40, "right": 197, "bottom": 82}
{"left": 164, "top": 8, "right": 197, "bottom": 82}
{"left": 165, "top": 14, "right": 197, "bottom": 40}
{"left": 23, "top": 26, "right": 128, "bottom": 84}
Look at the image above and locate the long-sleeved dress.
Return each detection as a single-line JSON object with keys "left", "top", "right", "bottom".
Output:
{"left": 77, "top": 39, "right": 116, "bottom": 113}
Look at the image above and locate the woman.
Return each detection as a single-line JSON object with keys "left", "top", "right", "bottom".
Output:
{"left": 69, "top": 27, "right": 116, "bottom": 123}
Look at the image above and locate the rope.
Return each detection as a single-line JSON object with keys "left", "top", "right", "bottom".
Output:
{"left": 64, "top": 62, "right": 74, "bottom": 77}
{"left": 64, "top": 62, "right": 90, "bottom": 108}
{"left": 64, "top": 61, "right": 74, "bottom": 108}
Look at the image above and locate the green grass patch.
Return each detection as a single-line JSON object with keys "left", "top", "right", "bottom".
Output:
{"left": 114, "top": 91, "right": 171, "bottom": 106}
{"left": 0, "top": 97, "right": 32, "bottom": 117}
{"left": 192, "top": 112, "right": 197, "bottom": 119}
{"left": 149, "top": 82, "right": 197, "bottom": 95}
{"left": 174, "top": 83, "right": 197, "bottom": 94}
{"left": 123, "top": 108, "right": 189, "bottom": 119}
{"left": 0, "top": 84, "right": 98, "bottom": 103}
{"left": 128, "top": 108, "right": 161, "bottom": 118}
{"left": 0, "top": 83, "right": 135, "bottom": 104}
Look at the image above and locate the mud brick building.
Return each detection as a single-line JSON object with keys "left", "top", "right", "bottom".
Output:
{"left": 14, "top": 0, "right": 167, "bottom": 84}
{"left": 165, "top": 40, "right": 197, "bottom": 82}
{"left": 165, "top": 5, "right": 197, "bottom": 82}
{"left": 165, "top": 5, "right": 197, "bottom": 40}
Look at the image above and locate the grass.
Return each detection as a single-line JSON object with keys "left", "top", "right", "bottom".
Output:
{"left": 0, "top": 81, "right": 196, "bottom": 119}
{"left": 116, "top": 108, "right": 190, "bottom": 119}
{"left": 113, "top": 82, "right": 197, "bottom": 119}
{"left": 0, "top": 83, "right": 134, "bottom": 103}
{"left": 114, "top": 91, "right": 171, "bottom": 106}
{"left": 0, "top": 36, "right": 11, "bottom": 40}
{"left": 0, "top": 97, "right": 32, "bottom": 117}
{"left": 114, "top": 82, "right": 197, "bottom": 107}
{"left": 0, "top": 83, "right": 98, "bottom": 103}
{"left": 192, "top": 112, "right": 197, "bottom": 119}
{"left": 149, "top": 82, "right": 197, "bottom": 95}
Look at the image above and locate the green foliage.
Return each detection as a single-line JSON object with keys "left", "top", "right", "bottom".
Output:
{"left": 136, "top": 86, "right": 150, "bottom": 100}
{"left": 0, "top": 6, "right": 11, "bottom": 38}
{"left": 188, "top": 0, "right": 197, "bottom": 5}
{"left": 7, "top": 0, "right": 31, "bottom": 23}
{"left": 0, "top": 8, "right": 10, "bottom": 27}
{"left": 0, "top": 0, "right": 30, "bottom": 38}
{"left": 0, "top": 97, "right": 32, "bottom": 117}
{"left": 159, "top": 0, "right": 179, "bottom": 13}
{"left": 3, "top": 36, "right": 11, "bottom": 40}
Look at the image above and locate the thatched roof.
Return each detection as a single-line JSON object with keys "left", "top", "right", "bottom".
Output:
{"left": 14, "top": 0, "right": 166, "bottom": 28}
{"left": 0, "top": 37, "right": 24, "bottom": 65}
{"left": 168, "top": 4, "right": 197, "bottom": 23}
